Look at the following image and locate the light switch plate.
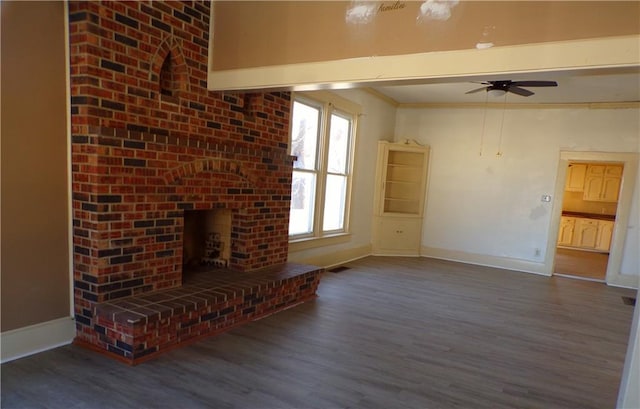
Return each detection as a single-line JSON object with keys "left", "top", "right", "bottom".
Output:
{"left": 541, "top": 195, "right": 552, "bottom": 202}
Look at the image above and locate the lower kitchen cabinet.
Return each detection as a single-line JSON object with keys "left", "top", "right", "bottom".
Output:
{"left": 558, "top": 216, "right": 614, "bottom": 252}
{"left": 573, "top": 218, "right": 599, "bottom": 248}
{"left": 558, "top": 217, "right": 576, "bottom": 246}
{"left": 595, "top": 220, "right": 614, "bottom": 252}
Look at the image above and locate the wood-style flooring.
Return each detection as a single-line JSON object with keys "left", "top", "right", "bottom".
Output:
{"left": 1, "top": 256, "right": 636, "bottom": 409}
{"left": 554, "top": 247, "right": 609, "bottom": 281}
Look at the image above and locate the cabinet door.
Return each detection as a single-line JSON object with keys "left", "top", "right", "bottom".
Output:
{"left": 605, "top": 165, "right": 623, "bottom": 178}
{"left": 586, "top": 164, "right": 606, "bottom": 177}
{"left": 601, "top": 177, "right": 621, "bottom": 202}
{"left": 573, "top": 219, "right": 598, "bottom": 248}
{"left": 596, "top": 221, "right": 614, "bottom": 252}
{"left": 557, "top": 217, "right": 575, "bottom": 246}
{"left": 583, "top": 175, "right": 604, "bottom": 201}
{"left": 565, "top": 164, "right": 586, "bottom": 192}
{"left": 600, "top": 165, "right": 622, "bottom": 202}
{"left": 373, "top": 217, "right": 422, "bottom": 254}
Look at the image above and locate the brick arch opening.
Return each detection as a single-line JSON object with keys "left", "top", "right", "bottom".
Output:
{"left": 151, "top": 37, "right": 188, "bottom": 102}
{"left": 163, "top": 158, "right": 262, "bottom": 186}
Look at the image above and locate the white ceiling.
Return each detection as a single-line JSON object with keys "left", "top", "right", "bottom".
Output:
{"left": 370, "top": 70, "right": 640, "bottom": 104}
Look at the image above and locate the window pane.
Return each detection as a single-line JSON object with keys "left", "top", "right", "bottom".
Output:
{"left": 327, "top": 113, "right": 351, "bottom": 174}
{"left": 291, "top": 101, "right": 320, "bottom": 170}
{"left": 289, "top": 171, "right": 316, "bottom": 235}
{"left": 323, "top": 174, "right": 347, "bottom": 231}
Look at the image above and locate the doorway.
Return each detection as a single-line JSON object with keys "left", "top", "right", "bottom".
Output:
{"left": 553, "top": 161, "right": 621, "bottom": 281}
{"left": 547, "top": 151, "right": 638, "bottom": 287}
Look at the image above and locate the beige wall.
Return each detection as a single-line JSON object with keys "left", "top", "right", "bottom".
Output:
{"left": 1, "top": 1, "right": 70, "bottom": 331}
{"left": 211, "top": 1, "right": 640, "bottom": 70}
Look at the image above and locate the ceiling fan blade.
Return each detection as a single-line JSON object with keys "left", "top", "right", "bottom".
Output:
{"left": 507, "top": 86, "right": 534, "bottom": 97}
{"left": 511, "top": 80, "right": 558, "bottom": 87}
{"left": 465, "top": 86, "right": 488, "bottom": 94}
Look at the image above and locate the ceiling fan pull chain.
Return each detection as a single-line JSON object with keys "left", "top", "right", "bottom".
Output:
{"left": 496, "top": 93, "right": 507, "bottom": 157}
{"left": 479, "top": 91, "right": 489, "bottom": 156}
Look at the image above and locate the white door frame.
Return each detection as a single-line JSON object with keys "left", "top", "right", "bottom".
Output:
{"left": 545, "top": 151, "right": 639, "bottom": 288}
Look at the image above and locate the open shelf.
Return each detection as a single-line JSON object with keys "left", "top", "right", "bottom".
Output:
{"left": 383, "top": 150, "right": 425, "bottom": 215}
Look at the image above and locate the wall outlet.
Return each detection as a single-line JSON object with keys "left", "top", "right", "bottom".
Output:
{"left": 534, "top": 248, "right": 541, "bottom": 257}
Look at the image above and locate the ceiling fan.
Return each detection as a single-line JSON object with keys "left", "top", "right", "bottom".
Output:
{"left": 465, "top": 80, "right": 558, "bottom": 97}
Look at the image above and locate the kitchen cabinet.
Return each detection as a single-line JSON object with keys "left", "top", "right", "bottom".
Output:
{"left": 557, "top": 216, "right": 576, "bottom": 246}
{"left": 565, "top": 163, "right": 587, "bottom": 192}
{"left": 373, "top": 140, "right": 429, "bottom": 255}
{"left": 558, "top": 215, "right": 614, "bottom": 252}
{"left": 595, "top": 220, "right": 614, "bottom": 252}
{"left": 583, "top": 164, "right": 623, "bottom": 202}
{"left": 572, "top": 218, "right": 599, "bottom": 248}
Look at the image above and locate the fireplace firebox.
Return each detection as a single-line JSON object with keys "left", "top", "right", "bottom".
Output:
{"left": 183, "top": 209, "right": 232, "bottom": 277}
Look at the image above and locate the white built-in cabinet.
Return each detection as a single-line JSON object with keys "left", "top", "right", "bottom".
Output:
{"left": 557, "top": 216, "right": 614, "bottom": 252}
{"left": 372, "top": 141, "right": 429, "bottom": 255}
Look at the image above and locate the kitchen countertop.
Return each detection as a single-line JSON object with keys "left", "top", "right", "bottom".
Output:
{"left": 562, "top": 211, "right": 616, "bottom": 221}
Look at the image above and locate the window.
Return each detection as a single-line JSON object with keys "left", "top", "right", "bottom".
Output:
{"left": 289, "top": 92, "right": 358, "bottom": 242}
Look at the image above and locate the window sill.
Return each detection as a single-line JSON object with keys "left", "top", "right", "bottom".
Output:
{"left": 289, "top": 233, "right": 351, "bottom": 252}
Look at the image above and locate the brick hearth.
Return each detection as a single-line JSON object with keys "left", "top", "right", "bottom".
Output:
{"left": 68, "top": 0, "right": 321, "bottom": 361}
{"left": 87, "top": 263, "right": 321, "bottom": 364}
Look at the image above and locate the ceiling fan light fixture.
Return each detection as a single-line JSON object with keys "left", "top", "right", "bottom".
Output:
{"left": 466, "top": 80, "right": 557, "bottom": 97}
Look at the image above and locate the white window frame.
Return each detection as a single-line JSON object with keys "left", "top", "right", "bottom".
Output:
{"left": 288, "top": 91, "right": 360, "bottom": 249}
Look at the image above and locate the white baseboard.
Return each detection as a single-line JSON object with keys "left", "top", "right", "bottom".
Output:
{"left": 421, "top": 246, "right": 550, "bottom": 276}
{"left": 608, "top": 273, "right": 640, "bottom": 289}
{"left": 289, "top": 244, "right": 371, "bottom": 269}
{"left": 1, "top": 316, "right": 76, "bottom": 363}
{"left": 421, "top": 246, "right": 639, "bottom": 289}
{"left": 617, "top": 289, "right": 640, "bottom": 409}
{"left": 372, "top": 249, "right": 421, "bottom": 256}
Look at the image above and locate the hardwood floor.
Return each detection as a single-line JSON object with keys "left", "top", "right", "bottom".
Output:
{"left": 554, "top": 247, "right": 609, "bottom": 281}
{"left": 1, "top": 256, "right": 635, "bottom": 409}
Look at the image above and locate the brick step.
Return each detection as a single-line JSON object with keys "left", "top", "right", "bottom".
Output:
{"left": 87, "top": 263, "right": 323, "bottom": 364}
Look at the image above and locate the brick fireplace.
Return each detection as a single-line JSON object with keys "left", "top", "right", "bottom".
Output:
{"left": 69, "top": 1, "right": 321, "bottom": 362}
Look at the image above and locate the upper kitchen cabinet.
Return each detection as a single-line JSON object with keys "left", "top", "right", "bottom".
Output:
{"left": 565, "top": 163, "right": 587, "bottom": 192}
{"left": 583, "top": 164, "right": 623, "bottom": 202}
